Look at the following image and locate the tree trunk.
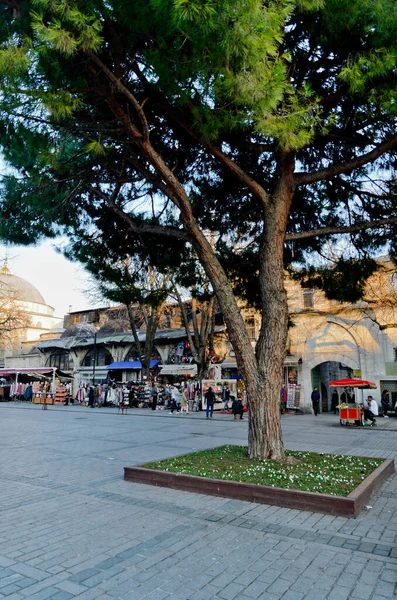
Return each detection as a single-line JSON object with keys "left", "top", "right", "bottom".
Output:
{"left": 253, "top": 169, "right": 294, "bottom": 460}
{"left": 106, "top": 93, "right": 288, "bottom": 459}
{"left": 141, "top": 306, "right": 163, "bottom": 380}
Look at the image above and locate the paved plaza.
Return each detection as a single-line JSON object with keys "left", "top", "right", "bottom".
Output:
{"left": 0, "top": 403, "right": 396, "bottom": 600}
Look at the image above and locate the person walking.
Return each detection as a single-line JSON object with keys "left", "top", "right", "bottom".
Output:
{"left": 205, "top": 386, "right": 215, "bottom": 419}
{"left": 311, "top": 387, "right": 320, "bottom": 416}
{"left": 222, "top": 385, "right": 230, "bottom": 410}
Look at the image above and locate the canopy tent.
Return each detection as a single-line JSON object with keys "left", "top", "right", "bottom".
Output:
{"left": 329, "top": 378, "right": 377, "bottom": 389}
{"left": 0, "top": 367, "right": 73, "bottom": 380}
{"left": 159, "top": 364, "right": 197, "bottom": 376}
{"left": 0, "top": 366, "right": 73, "bottom": 395}
{"left": 106, "top": 360, "right": 160, "bottom": 370}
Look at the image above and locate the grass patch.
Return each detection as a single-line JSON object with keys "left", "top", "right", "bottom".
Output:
{"left": 143, "top": 445, "right": 383, "bottom": 497}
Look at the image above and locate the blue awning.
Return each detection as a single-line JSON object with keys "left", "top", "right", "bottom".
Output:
{"left": 107, "top": 360, "right": 160, "bottom": 370}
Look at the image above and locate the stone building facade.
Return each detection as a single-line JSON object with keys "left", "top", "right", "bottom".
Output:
{"left": 3, "top": 258, "right": 397, "bottom": 413}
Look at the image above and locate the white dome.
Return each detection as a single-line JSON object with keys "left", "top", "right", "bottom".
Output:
{"left": 0, "top": 265, "right": 46, "bottom": 305}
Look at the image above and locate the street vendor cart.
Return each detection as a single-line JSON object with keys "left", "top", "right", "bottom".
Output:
{"left": 329, "top": 378, "right": 377, "bottom": 427}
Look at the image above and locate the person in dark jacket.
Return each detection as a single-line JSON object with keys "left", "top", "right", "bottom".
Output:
{"left": 232, "top": 397, "right": 244, "bottom": 420}
{"left": 151, "top": 385, "right": 158, "bottom": 411}
{"left": 381, "top": 389, "right": 390, "bottom": 416}
{"left": 87, "top": 386, "right": 95, "bottom": 408}
{"left": 331, "top": 390, "right": 339, "bottom": 414}
{"left": 205, "top": 387, "right": 216, "bottom": 419}
{"left": 311, "top": 387, "right": 320, "bottom": 416}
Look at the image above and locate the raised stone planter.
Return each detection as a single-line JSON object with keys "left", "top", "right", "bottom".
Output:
{"left": 124, "top": 458, "right": 394, "bottom": 518}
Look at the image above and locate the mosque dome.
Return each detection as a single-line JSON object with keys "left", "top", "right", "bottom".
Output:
{"left": 0, "top": 261, "right": 46, "bottom": 305}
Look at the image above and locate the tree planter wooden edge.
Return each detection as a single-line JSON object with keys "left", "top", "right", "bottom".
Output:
{"left": 124, "top": 459, "right": 394, "bottom": 518}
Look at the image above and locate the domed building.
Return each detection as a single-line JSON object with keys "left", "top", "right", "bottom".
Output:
{"left": 0, "top": 260, "right": 63, "bottom": 366}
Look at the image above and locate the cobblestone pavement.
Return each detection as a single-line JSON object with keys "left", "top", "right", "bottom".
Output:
{"left": 0, "top": 403, "right": 396, "bottom": 600}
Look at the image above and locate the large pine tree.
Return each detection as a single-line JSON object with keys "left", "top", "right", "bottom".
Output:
{"left": 0, "top": 0, "right": 396, "bottom": 458}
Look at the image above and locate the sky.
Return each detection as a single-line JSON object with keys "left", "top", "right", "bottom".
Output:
{"left": 1, "top": 239, "right": 96, "bottom": 318}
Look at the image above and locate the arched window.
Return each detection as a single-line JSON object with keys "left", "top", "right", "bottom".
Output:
{"left": 124, "top": 345, "right": 161, "bottom": 362}
{"left": 125, "top": 345, "right": 140, "bottom": 362}
{"left": 46, "top": 350, "right": 73, "bottom": 371}
{"left": 81, "top": 347, "right": 113, "bottom": 367}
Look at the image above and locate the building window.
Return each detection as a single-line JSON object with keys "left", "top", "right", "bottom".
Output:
{"left": 394, "top": 348, "right": 397, "bottom": 362}
{"left": 303, "top": 289, "right": 314, "bottom": 308}
{"left": 392, "top": 274, "right": 397, "bottom": 293}
{"left": 245, "top": 317, "right": 256, "bottom": 341}
{"left": 81, "top": 348, "right": 113, "bottom": 367}
{"left": 47, "top": 351, "right": 73, "bottom": 371}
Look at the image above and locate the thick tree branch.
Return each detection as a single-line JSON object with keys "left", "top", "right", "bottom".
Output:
{"left": 165, "top": 102, "right": 271, "bottom": 208}
{"left": 285, "top": 216, "right": 397, "bottom": 241}
{"left": 132, "top": 63, "right": 270, "bottom": 208}
{"left": 87, "top": 51, "right": 150, "bottom": 141}
{"left": 295, "top": 134, "right": 397, "bottom": 186}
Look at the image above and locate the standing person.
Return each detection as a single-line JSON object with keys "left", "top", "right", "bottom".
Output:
{"left": 87, "top": 386, "right": 95, "bottom": 408}
{"left": 311, "top": 387, "right": 320, "bottom": 416}
{"left": 381, "top": 389, "right": 390, "bottom": 417}
{"left": 222, "top": 385, "right": 230, "bottom": 410}
{"left": 331, "top": 390, "right": 339, "bottom": 414}
{"left": 151, "top": 384, "right": 158, "bottom": 411}
{"left": 205, "top": 386, "right": 215, "bottom": 419}
{"left": 364, "top": 395, "right": 378, "bottom": 425}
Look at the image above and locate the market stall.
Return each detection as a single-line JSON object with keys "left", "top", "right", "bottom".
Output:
{"left": 329, "top": 378, "right": 377, "bottom": 426}
{"left": 0, "top": 367, "right": 73, "bottom": 407}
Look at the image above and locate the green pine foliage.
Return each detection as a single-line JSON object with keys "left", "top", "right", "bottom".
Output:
{"left": 0, "top": 0, "right": 395, "bottom": 302}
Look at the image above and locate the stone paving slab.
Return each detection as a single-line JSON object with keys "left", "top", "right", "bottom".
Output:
{"left": 0, "top": 403, "right": 396, "bottom": 599}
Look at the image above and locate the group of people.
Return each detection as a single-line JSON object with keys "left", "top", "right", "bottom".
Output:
{"left": 204, "top": 385, "right": 245, "bottom": 420}
{"left": 311, "top": 386, "right": 392, "bottom": 425}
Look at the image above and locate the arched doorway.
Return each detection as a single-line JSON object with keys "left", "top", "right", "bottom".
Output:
{"left": 311, "top": 361, "right": 354, "bottom": 412}
{"left": 305, "top": 320, "right": 361, "bottom": 412}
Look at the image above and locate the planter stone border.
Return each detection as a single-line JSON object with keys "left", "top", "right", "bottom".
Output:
{"left": 124, "top": 458, "right": 394, "bottom": 518}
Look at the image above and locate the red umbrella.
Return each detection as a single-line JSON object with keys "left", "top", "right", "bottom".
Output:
{"left": 329, "top": 378, "right": 377, "bottom": 389}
